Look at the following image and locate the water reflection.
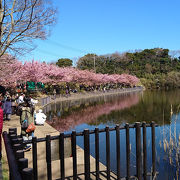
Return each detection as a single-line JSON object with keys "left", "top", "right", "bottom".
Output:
{"left": 44, "top": 90, "right": 180, "bottom": 179}
{"left": 45, "top": 92, "right": 140, "bottom": 131}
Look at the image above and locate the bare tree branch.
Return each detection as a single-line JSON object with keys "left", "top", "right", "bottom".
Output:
{"left": 0, "top": 0, "right": 57, "bottom": 57}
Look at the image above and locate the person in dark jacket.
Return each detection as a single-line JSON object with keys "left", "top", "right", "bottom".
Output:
{"left": 3, "top": 96, "right": 12, "bottom": 121}
{"left": 0, "top": 101, "right": 3, "bottom": 160}
{"left": 20, "top": 96, "right": 35, "bottom": 151}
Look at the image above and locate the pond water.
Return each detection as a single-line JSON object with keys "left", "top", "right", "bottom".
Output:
{"left": 44, "top": 90, "right": 180, "bottom": 179}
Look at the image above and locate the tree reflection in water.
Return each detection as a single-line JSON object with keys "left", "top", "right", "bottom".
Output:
{"left": 44, "top": 90, "right": 180, "bottom": 179}
{"left": 46, "top": 93, "right": 140, "bottom": 132}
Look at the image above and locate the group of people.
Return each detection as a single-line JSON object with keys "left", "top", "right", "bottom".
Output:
{"left": 16, "top": 93, "right": 47, "bottom": 151}
{"left": 0, "top": 92, "right": 47, "bottom": 154}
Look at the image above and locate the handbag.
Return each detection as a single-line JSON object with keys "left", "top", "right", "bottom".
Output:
{"left": 26, "top": 123, "right": 36, "bottom": 133}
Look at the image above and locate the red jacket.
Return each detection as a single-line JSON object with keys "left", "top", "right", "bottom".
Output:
{"left": 0, "top": 106, "right": 3, "bottom": 133}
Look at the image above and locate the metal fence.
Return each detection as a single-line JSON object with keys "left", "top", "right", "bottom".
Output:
{"left": 3, "top": 121, "right": 157, "bottom": 180}
{"left": 3, "top": 129, "right": 33, "bottom": 180}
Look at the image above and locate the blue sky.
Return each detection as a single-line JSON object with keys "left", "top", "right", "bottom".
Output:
{"left": 21, "top": 0, "right": 180, "bottom": 64}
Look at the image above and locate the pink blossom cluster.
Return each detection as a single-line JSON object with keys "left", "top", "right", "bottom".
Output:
{"left": 0, "top": 59, "right": 139, "bottom": 87}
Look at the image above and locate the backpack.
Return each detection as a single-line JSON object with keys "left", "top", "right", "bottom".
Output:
{"left": 21, "top": 111, "right": 29, "bottom": 129}
{"left": 21, "top": 107, "right": 33, "bottom": 125}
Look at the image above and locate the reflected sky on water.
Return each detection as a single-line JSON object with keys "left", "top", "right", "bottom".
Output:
{"left": 44, "top": 90, "right": 180, "bottom": 179}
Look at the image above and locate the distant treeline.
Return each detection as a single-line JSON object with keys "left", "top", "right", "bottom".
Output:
{"left": 76, "top": 48, "right": 180, "bottom": 89}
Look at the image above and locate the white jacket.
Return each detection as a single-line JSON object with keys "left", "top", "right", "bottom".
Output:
{"left": 35, "top": 109, "right": 46, "bottom": 125}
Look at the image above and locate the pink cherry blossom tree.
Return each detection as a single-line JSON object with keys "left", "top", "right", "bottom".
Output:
{"left": 0, "top": 58, "right": 140, "bottom": 88}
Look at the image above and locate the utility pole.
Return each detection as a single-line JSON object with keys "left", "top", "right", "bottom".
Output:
{"left": 93, "top": 55, "right": 96, "bottom": 73}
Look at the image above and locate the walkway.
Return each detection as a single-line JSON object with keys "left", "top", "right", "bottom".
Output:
{"left": 2, "top": 115, "right": 111, "bottom": 179}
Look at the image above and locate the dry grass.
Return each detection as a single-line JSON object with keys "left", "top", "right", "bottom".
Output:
{"left": 2, "top": 157, "right": 9, "bottom": 180}
{"left": 160, "top": 105, "right": 180, "bottom": 179}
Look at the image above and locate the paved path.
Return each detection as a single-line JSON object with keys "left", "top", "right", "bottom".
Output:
{"left": 2, "top": 115, "right": 111, "bottom": 179}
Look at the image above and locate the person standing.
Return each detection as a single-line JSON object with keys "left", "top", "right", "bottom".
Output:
{"left": 11, "top": 94, "right": 17, "bottom": 115}
{"left": 3, "top": 96, "right": 12, "bottom": 121}
{"left": 20, "top": 96, "right": 35, "bottom": 151}
{"left": 16, "top": 93, "right": 24, "bottom": 116}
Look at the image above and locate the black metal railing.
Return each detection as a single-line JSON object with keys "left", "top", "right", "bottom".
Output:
{"left": 3, "top": 128, "right": 33, "bottom": 180}
{"left": 3, "top": 121, "right": 158, "bottom": 180}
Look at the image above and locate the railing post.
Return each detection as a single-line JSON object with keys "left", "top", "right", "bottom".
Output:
{"left": 84, "top": 129, "right": 90, "bottom": 180}
{"left": 71, "top": 131, "right": 77, "bottom": 180}
{"left": 59, "top": 133, "right": 65, "bottom": 179}
{"left": 18, "top": 158, "right": 28, "bottom": 176}
{"left": 105, "top": 126, "right": 110, "bottom": 180}
{"left": 41, "top": 98, "right": 44, "bottom": 106}
{"left": 125, "top": 123, "right": 130, "bottom": 179}
{"left": 151, "top": 121, "right": 156, "bottom": 177}
{"left": 95, "top": 128, "right": 99, "bottom": 180}
{"left": 11, "top": 138, "right": 19, "bottom": 145}
{"left": 13, "top": 144, "right": 23, "bottom": 153}
{"left": 46, "top": 135, "right": 52, "bottom": 180}
{"left": 9, "top": 128, "right": 17, "bottom": 135}
{"left": 142, "top": 122, "right": 147, "bottom": 180}
{"left": 22, "top": 168, "right": 33, "bottom": 180}
{"left": 15, "top": 150, "right": 24, "bottom": 162}
{"left": 9, "top": 134, "right": 17, "bottom": 142}
{"left": 3, "top": 131, "right": 22, "bottom": 180}
{"left": 9, "top": 130, "right": 16, "bottom": 136}
{"left": 17, "top": 137, "right": 23, "bottom": 143}
{"left": 135, "top": 122, "right": 142, "bottom": 180}
{"left": 32, "top": 137, "right": 38, "bottom": 180}
{"left": 116, "top": 125, "right": 120, "bottom": 180}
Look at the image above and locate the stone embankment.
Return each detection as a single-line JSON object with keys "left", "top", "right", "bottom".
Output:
{"left": 40, "top": 87, "right": 143, "bottom": 107}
